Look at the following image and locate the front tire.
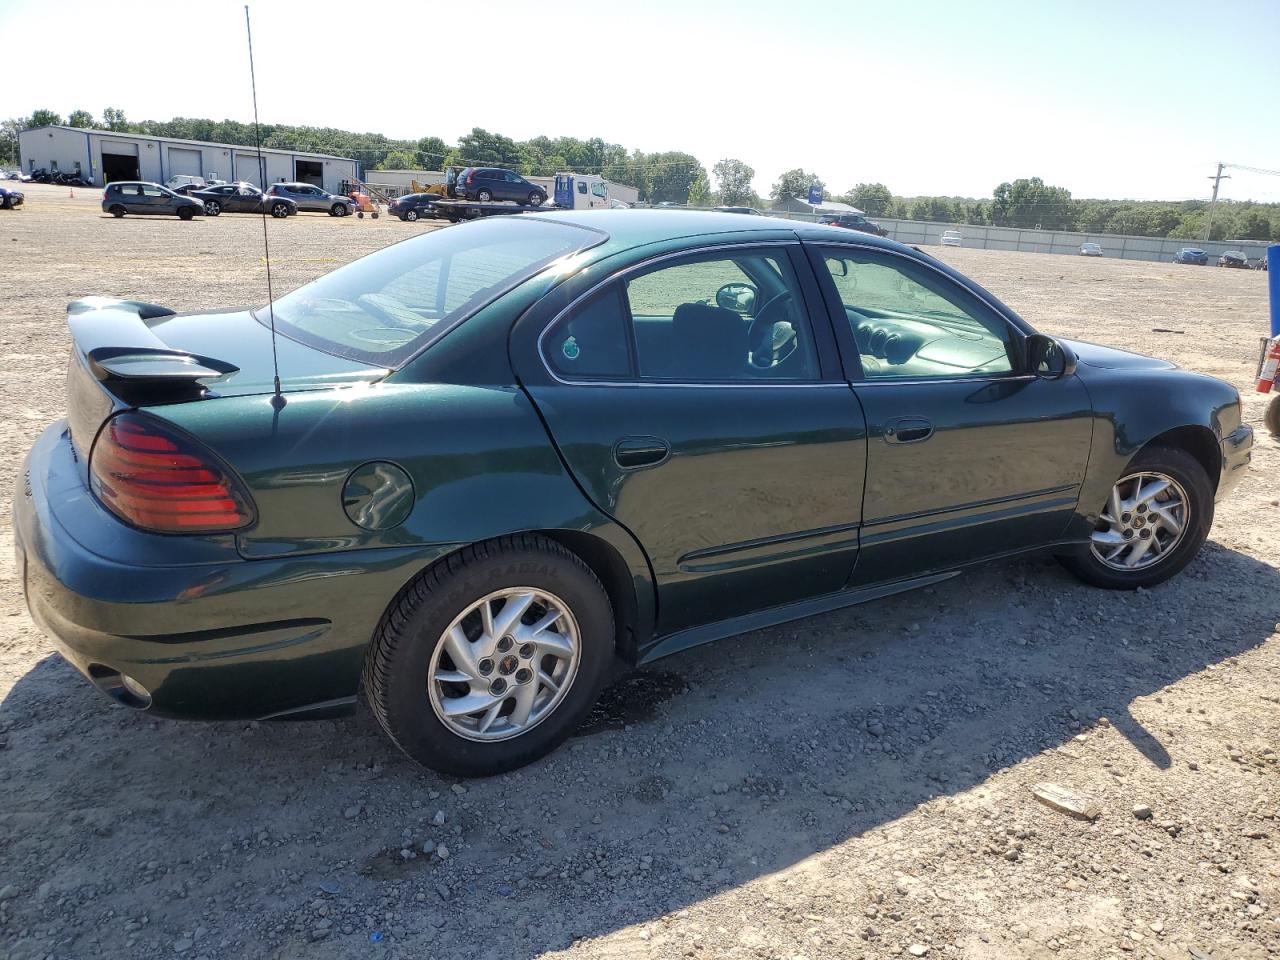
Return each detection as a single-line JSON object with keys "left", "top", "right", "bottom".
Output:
{"left": 270, "top": 201, "right": 290, "bottom": 218}
{"left": 405, "top": 208, "right": 419, "bottom": 222}
{"left": 528, "top": 190, "right": 545, "bottom": 206}
{"left": 476, "top": 189, "right": 492, "bottom": 202}
{"left": 178, "top": 207, "right": 194, "bottom": 221}
{"left": 1060, "top": 445, "right": 1213, "bottom": 590}
{"left": 330, "top": 203, "right": 347, "bottom": 217}
{"left": 363, "top": 535, "right": 614, "bottom": 776}
{"left": 204, "top": 200, "right": 221, "bottom": 216}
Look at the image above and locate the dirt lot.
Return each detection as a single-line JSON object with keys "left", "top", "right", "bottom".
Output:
{"left": 1, "top": 183, "right": 1277, "bottom": 960}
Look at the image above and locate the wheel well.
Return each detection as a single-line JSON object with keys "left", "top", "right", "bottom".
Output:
{"left": 537, "top": 529, "right": 639, "bottom": 664}
{"left": 1140, "top": 425, "right": 1220, "bottom": 491}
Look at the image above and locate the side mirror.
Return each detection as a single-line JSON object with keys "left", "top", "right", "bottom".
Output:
{"left": 1027, "top": 334, "right": 1078, "bottom": 379}
{"left": 715, "top": 282, "right": 758, "bottom": 315}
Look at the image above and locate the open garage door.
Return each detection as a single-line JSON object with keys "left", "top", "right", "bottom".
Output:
{"left": 234, "top": 153, "right": 264, "bottom": 187}
{"left": 168, "top": 147, "right": 201, "bottom": 179}
{"left": 101, "top": 143, "right": 139, "bottom": 184}
{"left": 295, "top": 159, "right": 323, "bottom": 187}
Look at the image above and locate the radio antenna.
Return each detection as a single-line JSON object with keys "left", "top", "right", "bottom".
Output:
{"left": 244, "top": 4, "right": 284, "bottom": 410}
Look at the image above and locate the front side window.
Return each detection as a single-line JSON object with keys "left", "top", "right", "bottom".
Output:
{"left": 268, "top": 217, "right": 602, "bottom": 366}
{"left": 818, "top": 248, "right": 1015, "bottom": 379}
{"left": 141, "top": 185, "right": 165, "bottom": 197}
{"left": 591, "top": 182, "right": 607, "bottom": 198}
{"left": 545, "top": 250, "right": 821, "bottom": 383}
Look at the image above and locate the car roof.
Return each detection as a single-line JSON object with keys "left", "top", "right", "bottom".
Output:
{"left": 524, "top": 208, "right": 910, "bottom": 254}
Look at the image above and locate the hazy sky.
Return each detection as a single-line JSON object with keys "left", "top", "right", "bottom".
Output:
{"left": 3, "top": 0, "right": 1278, "bottom": 202}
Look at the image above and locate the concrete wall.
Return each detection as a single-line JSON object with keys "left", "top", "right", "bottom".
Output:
{"left": 763, "top": 208, "right": 1273, "bottom": 263}
{"left": 18, "top": 127, "right": 357, "bottom": 193}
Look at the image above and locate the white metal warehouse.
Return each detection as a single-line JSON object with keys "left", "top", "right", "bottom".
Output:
{"left": 17, "top": 126, "right": 358, "bottom": 193}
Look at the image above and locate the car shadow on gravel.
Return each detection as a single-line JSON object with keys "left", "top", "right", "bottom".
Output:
{"left": 1, "top": 543, "right": 1277, "bottom": 959}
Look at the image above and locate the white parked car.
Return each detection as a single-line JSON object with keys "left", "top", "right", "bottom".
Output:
{"left": 1080, "top": 242, "right": 1103, "bottom": 257}
{"left": 940, "top": 230, "right": 962, "bottom": 247}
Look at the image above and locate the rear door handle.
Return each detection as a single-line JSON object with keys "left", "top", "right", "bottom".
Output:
{"left": 884, "top": 417, "right": 933, "bottom": 444}
{"left": 613, "top": 436, "right": 671, "bottom": 469}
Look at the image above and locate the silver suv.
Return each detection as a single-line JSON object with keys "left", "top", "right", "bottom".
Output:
{"left": 265, "top": 182, "right": 354, "bottom": 216}
{"left": 102, "top": 182, "right": 204, "bottom": 220}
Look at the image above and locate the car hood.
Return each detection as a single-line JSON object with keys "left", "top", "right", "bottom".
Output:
{"left": 1061, "top": 338, "right": 1177, "bottom": 371}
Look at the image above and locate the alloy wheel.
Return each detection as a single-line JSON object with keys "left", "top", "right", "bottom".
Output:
{"left": 427, "top": 588, "right": 580, "bottom": 742}
{"left": 1090, "top": 471, "right": 1189, "bottom": 571}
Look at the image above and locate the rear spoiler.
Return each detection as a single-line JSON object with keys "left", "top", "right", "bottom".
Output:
{"left": 67, "top": 297, "right": 238, "bottom": 403}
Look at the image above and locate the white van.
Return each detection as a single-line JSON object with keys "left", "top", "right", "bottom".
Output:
{"left": 553, "top": 173, "right": 625, "bottom": 210}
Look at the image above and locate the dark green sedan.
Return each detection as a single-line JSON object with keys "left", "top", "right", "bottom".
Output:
{"left": 15, "top": 212, "right": 1253, "bottom": 775}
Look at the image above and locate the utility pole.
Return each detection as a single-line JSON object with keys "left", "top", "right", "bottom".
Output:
{"left": 1203, "top": 162, "right": 1230, "bottom": 241}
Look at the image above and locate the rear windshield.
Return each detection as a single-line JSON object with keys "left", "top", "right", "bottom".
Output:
{"left": 262, "top": 217, "right": 603, "bottom": 366}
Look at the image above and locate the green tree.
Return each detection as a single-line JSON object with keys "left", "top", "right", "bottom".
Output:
{"left": 0, "top": 118, "right": 23, "bottom": 165}
{"left": 644, "top": 151, "right": 704, "bottom": 204}
{"left": 687, "top": 171, "right": 712, "bottom": 207}
{"left": 455, "top": 127, "right": 522, "bottom": 167}
{"left": 415, "top": 136, "right": 450, "bottom": 169}
{"left": 101, "top": 107, "right": 131, "bottom": 131}
{"left": 29, "top": 108, "right": 62, "bottom": 128}
{"left": 67, "top": 110, "right": 95, "bottom": 129}
{"left": 377, "top": 149, "right": 417, "bottom": 170}
{"left": 712, "top": 158, "right": 755, "bottom": 206}
{"left": 1238, "top": 210, "right": 1274, "bottom": 241}
{"left": 771, "top": 168, "right": 823, "bottom": 205}
{"left": 844, "top": 182, "right": 893, "bottom": 215}
{"left": 991, "top": 177, "right": 1072, "bottom": 230}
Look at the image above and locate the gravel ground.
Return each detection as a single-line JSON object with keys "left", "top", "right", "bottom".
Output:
{"left": 1, "top": 184, "right": 1277, "bottom": 960}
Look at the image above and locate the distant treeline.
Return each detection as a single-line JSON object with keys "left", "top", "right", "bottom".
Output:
{"left": 835, "top": 178, "right": 1280, "bottom": 242}
{"left": 6, "top": 109, "right": 1277, "bottom": 240}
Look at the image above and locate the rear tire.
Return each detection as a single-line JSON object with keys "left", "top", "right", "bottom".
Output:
{"left": 1059, "top": 445, "right": 1213, "bottom": 590}
{"left": 363, "top": 534, "right": 614, "bottom": 777}
{"left": 109, "top": 205, "right": 126, "bottom": 218}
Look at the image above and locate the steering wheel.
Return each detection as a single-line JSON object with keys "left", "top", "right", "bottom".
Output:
{"left": 747, "top": 292, "right": 798, "bottom": 370}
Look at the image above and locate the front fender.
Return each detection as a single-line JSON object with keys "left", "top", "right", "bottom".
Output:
{"left": 1070, "top": 365, "right": 1241, "bottom": 536}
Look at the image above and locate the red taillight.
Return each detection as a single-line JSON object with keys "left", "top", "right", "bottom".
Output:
{"left": 90, "top": 414, "right": 255, "bottom": 534}
{"left": 465, "top": 171, "right": 474, "bottom": 184}
{"left": 102, "top": 190, "right": 108, "bottom": 201}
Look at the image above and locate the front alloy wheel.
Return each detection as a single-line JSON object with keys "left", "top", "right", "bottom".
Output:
{"left": 1060, "top": 445, "right": 1212, "bottom": 590}
{"left": 1090, "top": 471, "right": 1188, "bottom": 571}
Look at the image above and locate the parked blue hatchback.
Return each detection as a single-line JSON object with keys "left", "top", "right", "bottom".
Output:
{"left": 1173, "top": 247, "right": 1209, "bottom": 265}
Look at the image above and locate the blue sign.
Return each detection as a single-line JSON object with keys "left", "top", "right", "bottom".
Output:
{"left": 807, "top": 184, "right": 823, "bottom": 205}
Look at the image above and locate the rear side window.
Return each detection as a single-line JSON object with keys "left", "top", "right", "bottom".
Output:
{"left": 545, "top": 286, "right": 631, "bottom": 379}
{"left": 577, "top": 182, "right": 588, "bottom": 194}
{"left": 544, "top": 249, "right": 821, "bottom": 383}
{"left": 267, "top": 217, "right": 604, "bottom": 367}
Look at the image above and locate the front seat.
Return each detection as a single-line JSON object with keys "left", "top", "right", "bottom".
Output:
{"left": 668, "top": 303, "right": 748, "bottom": 380}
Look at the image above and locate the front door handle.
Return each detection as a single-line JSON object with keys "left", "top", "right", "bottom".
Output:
{"left": 884, "top": 417, "right": 933, "bottom": 444}
{"left": 614, "top": 436, "right": 671, "bottom": 469}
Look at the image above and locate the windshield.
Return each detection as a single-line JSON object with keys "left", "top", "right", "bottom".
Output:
{"left": 263, "top": 217, "right": 604, "bottom": 366}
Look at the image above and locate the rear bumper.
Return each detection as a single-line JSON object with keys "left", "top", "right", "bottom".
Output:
{"left": 14, "top": 422, "right": 450, "bottom": 720}
{"left": 1217, "top": 423, "right": 1253, "bottom": 502}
